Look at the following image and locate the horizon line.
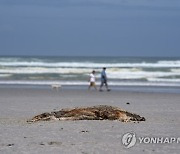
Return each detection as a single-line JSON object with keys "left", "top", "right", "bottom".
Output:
{"left": 0, "top": 54, "right": 180, "bottom": 58}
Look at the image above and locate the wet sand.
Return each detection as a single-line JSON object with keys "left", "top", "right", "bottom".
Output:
{"left": 0, "top": 86, "right": 180, "bottom": 154}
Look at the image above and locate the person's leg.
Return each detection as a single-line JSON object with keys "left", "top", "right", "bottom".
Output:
{"left": 93, "top": 82, "right": 97, "bottom": 90}
{"left": 104, "top": 81, "right": 108, "bottom": 90}
{"left": 88, "top": 82, "right": 92, "bottom": 90}
{"left": 94, "top": 83, "right": 97, "bottom": 90}
{"left": 105, "top": 81, "right": 110, "bottom": 91}
{"left": 99, "top": 81, "right": 104, "bottom": 91}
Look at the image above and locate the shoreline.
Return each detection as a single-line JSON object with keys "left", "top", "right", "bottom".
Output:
{"left": 1, "top": 83, "right": 180, "bottom": 94}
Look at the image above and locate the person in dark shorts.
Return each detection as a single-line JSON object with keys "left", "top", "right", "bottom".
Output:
{"left": 99, "top": 67, "right": 110, "bottom": 91}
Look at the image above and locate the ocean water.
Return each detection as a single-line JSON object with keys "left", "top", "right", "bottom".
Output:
{"left": 0, "top": 56, "right": 180, "bottom": 88}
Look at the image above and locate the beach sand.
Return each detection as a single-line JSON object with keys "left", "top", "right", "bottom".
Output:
{"left": 0, "top": 86, "right": 180, "bottom": 154}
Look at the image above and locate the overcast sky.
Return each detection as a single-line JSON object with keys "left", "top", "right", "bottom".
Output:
{"left": 0, "top": 0, "right": 180, "bottom": 57}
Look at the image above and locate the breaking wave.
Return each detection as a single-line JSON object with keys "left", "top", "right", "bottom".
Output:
{"left": 0, "top": 56, "right": 180, "bottom": 87}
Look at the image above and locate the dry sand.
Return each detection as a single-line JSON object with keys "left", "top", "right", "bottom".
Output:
{"left": 0, "top": 86, "right": 180, "bottom": 154}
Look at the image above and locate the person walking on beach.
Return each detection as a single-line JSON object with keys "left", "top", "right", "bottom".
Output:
{"left": 99, "top": 67, "right": 110, "bottom": 91}
{"left": 88, "top": 70, "right": 97, "bottom": 90}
